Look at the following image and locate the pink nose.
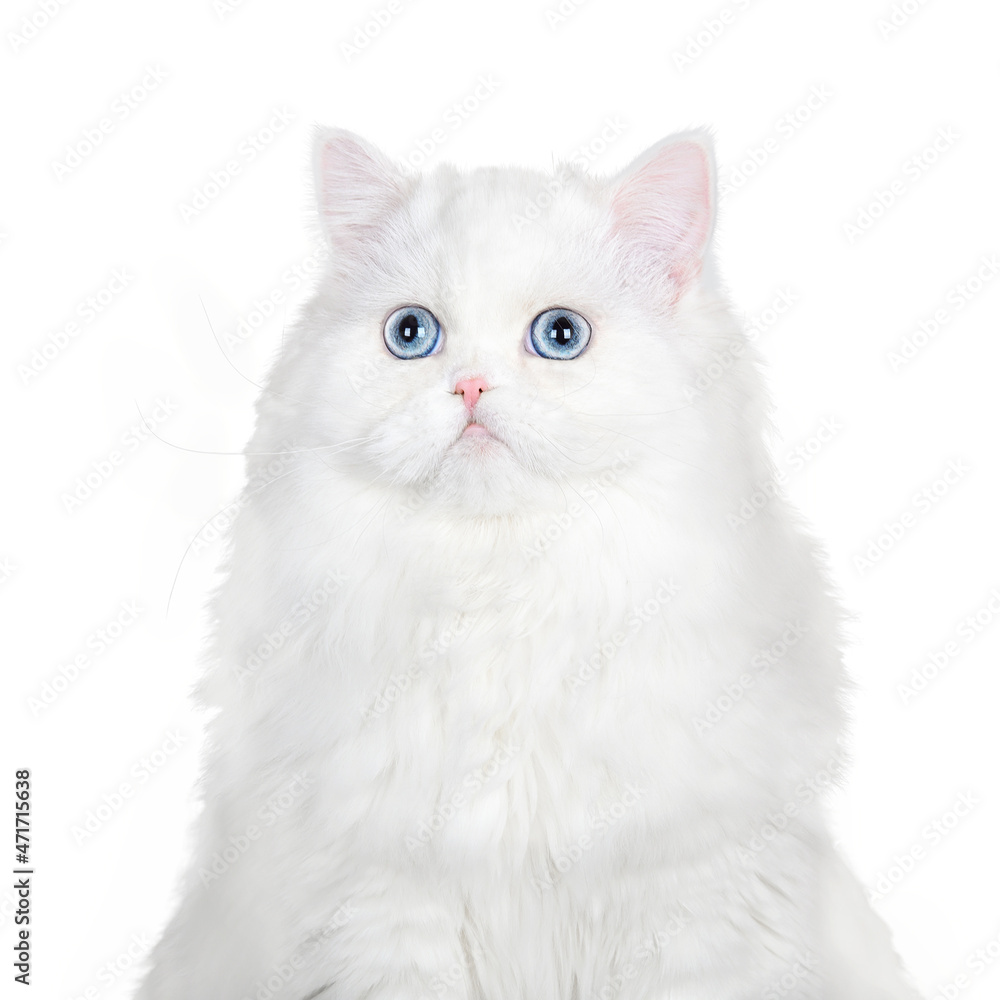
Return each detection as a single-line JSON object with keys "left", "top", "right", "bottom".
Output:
{"left": 454, "top": 377, "right": 489, "bottom": 414}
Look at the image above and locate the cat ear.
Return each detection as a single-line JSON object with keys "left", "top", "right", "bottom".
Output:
{"left": 609, "top": 131, "right": 715, "bottom": 297}
{"left": 312, "top": 127, "right": 406, "bottom": 252}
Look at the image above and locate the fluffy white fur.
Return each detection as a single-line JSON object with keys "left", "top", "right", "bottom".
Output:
{"left": 137, "top": 129, "right": 923, "bottom": 1000}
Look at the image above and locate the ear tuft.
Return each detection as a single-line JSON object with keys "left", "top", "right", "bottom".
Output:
{"left": 312, "top": 127, "right": 405, "bottom": 252}
{"left": 610, "top": 131, "right": 716, "bottom": 297}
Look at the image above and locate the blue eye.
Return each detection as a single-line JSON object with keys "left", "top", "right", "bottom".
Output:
{"left": 527, "top": 308, "right": 591, "bottom": 360}
{"left": 383, "top": 306, "right": 442, "bottom": 359}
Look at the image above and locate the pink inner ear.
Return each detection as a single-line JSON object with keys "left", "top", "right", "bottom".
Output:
{"left": 611, "top": 140, "right": 713, "bottom": 294}
{"left": 314, "top": 130, "right": 401, "bottom": 245}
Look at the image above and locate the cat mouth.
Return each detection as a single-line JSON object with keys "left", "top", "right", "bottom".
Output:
{"left": 462, "top": 423, "right": 492, "bottom": 438}
{"left": 458, "top": 420, "right": 505, "bottom": 446}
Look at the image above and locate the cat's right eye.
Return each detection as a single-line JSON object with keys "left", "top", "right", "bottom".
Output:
{"left": 383, "top": 306, "right": 442, "bottom": 359}
{"left": 526, "top": 307, "right": 592, "bottom": 360}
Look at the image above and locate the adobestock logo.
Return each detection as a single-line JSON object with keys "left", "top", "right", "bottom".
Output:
{"left": 719, "top": 86, "right": 833, "bottom": 201}
{"left": 17, "top": 268, "right": 135, "bottom": 386}
{"left": 60, "top": 396, "right": 178, "bottom": 514}
{"left": 405, "top": 741, "right": 521, "bottom": 852}
{"left": 761, "top": 952, "right": 819, "bottom": 1000}
{"left": 7, "top": 0, "right": 72, "bottom": 54}
{"left": 896, "top": 587, "right": 1000, "bottom": 706}
{"left": 51, "top": 66, "right": 169, "bottom": 180}
{"left": 692, "top": 621, "right": 809, "bottom": 736}
{"left": 532, "top": 784, "right": 649, "bottom": 893}
{"left": 932, "top": 925, "right": 1000, "bottom": 1000}
{"left": 522, "top": 450, "right": 632, "bottom": 561}
{"left": 868, "top": 791, "right": 980, "bottom": 903}
{"left": 225, "top": 250, "right": 325, "bottom": 349}
{"left": 398, "top": 76, "right": 501, "bottom": 174}
{"left": 589, "top": 908, "right": 690, "bottom": 1000}
{"left": 511, "top": 116, "right": 627, "bottom": 233}
{"left": 213, "top": 0, "right": 249, "bottom": 18}
{"left": 853, "top": 458, "right": 970, "bottom": 575}
{"left": 564, "top": 578, "right": 680, "bottom": 695}
{"left": 359, "top": 611, "right": 476, "bottom": 723}
{"left": 672, "top": 0, "right": 755, "bottom": 73}
{"left": 177, "top": 107, "right": 296, "bottom": 224}
{"left": 886, "top": 254, "right": 999, "bottom": 372}
{"left": 341, "top": 0, "right": 409, "bottom": 63}
{"left": 877, "top": 0, "right": 933, "bottom": 39}
{"left": 70, "top": 730, "right": 187, "bottom": 845}
{"left": 198, "top": 772, "right": 315, "bottom": 886}
{"left": 544, "top": 0, "right": 590, "bottom": 28}
{"left": 27, "top": 600, "right": 143, "bottom": 717}
{"left": 69, "top": 932, "right": 153, "bottom": 998}
{"left": 843, "top": 126, "right": 959, "bottom": 245}
{"left": 684, "top": 287, "right": 798, "bottom": 403}
{"left": 233, "top": 569, "right": 348, "bottom": 681}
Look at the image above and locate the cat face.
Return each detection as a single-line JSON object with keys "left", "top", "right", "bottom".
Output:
{"left": 281, "top": 129, "right": 717, "bottom": 516}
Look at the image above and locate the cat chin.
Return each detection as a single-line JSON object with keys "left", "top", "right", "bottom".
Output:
{"left": 416, "top": 441, "right": 558, "bottom": 517}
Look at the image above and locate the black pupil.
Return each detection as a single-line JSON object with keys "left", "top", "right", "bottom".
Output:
{"left": 550, "top": 316, "right": 574, "bottom": 343}
{"left": 399, "top": 314, "right": 421, "bottom": 343}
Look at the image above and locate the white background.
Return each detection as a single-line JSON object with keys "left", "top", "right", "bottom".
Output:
{"left": 2, "top": 0, "right": 998, "bottom": 998}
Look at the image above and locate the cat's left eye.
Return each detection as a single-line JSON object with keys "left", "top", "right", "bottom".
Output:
{"left": 526, "top": 308, "right": 592, "bottom": 360}
{"left": 383, "top": 306, "right": 442, "bottom": 359}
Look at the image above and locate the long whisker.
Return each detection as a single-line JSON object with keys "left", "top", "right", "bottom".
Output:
{"left": 348, "top": 494, "right": 395, "bottom": 556}
{"left": 165, "top": 460, "right": 305, "bottom": 617}
{"left": 132, "top": 405, "right": 375, "bottom": 460}
{"left": 200, "top": 295, "right": 270, "bottom": 394}
{"left": 199, "top": 298, "right": 322, "bottom": 410}
{"left": 524, "top": 424, "right": 615, "bottom": 473}
{"left": 164, "top": 431, "right": 388, "bottom": 613}
{"left": 200, "top": 298, "right": 382, "bottom": 421}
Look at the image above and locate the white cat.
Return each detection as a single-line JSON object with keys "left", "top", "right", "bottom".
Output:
{"left": 137, "top": 128, "right": 924, "bottom": 999}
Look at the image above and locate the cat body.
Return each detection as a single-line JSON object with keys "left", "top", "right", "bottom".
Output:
{"left": 138, "top": 130, "right": 922, "bottom": 999}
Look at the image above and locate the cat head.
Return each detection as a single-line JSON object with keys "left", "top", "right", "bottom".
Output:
{"left": 262, "top": 127, "right": 748, "bottom": 519}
